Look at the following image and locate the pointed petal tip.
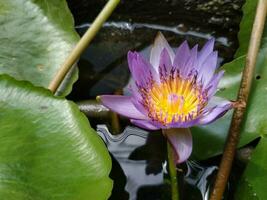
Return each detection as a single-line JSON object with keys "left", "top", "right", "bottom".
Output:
{"left": 191, "top": 44, "right": 198, "bottom": 50}
{"left": 150, "top": 32, "right": 175, "bottom": 70}
{"left": 218, "top": 69, "right": 225, "bottom": 75}
{"left": 127, "top": 51, "right": 138, "bottom": 60}
{"left": 213, "top": 50, "right": 218, "bottom": 57}
{"left": 208, "top": 37, "right": 215, "bottom": 43}
{"left": 176, "top": 40, "right": 190, "bottom": 57}
{"left": 156, "top": 31, "right": 163, "bottom": 37}
{"left": 199, "top": 101, "right": 233, "bottom": 125}
{"left": 154, "top": 31, "right": 165, "bottom": 43}
{"left": 153, "top": 32, "right": 173, "bottom": 54}
{"left": 206, "top": 37, "right": 215, "bottom": 48}
{"left": 221, "top": 69, "right": 225, "bottom": 73}
{"left": 181, "top": 40, "right": 189, "bottom": 47}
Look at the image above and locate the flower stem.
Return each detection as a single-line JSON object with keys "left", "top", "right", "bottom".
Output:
{"left": 48, "top": 0, "right": 120, "bottom": 93}
{"left": 167, "top": 139, "right": 179, "bottom": 200}
{"left": 209, "top": 0, "right": 267, "bottom": 199}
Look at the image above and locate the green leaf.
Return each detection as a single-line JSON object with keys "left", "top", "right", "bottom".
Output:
{"left": 192, "top": 0, "right": 267, "bottom": 159}
{"left": 234, "top": 16, "right": 267, "bottom": 198}
{"left": 234, "top": 137, "right": 267, "bottom": 200}
{"left": 0, "top": 0, "right": 79, "bottom": 95}
{"left": 235, "top": 0, "right": 258, "bottom": 57}
{"left": 0, "top": 74, "right": 112, "bottom": 200}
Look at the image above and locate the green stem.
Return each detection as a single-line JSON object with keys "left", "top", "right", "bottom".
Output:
{"left": 167, "top": 137, "right": 179, "bottom": 200}
{"left": 48, "top": 0, "right": 120, "bottom": 93}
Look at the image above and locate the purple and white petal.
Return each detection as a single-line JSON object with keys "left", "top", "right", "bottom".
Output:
{"left": 130, "top": 119, "right": 160, "bottom": 130}
{"left": 159, "top": 48, "right": 173, "bottom": 78}
{"left": 128, "top": 51, "right": 159, "bottom": 87}
{"left": 128, "top": 79, "right": 142, "bottom": 100}
{"left": 182, "top": 44, "right": 198, "bottom": 77}
{"left": 197, "top": 51, "right": 218, "bottom": 85}
{"left": 206, "top": 70, "right": 225, "bottom": 98}
{"left": 99, "top": 95, "right": 148, "bottom": 120}
{"left": 197, "top": 38, "right": 215, "bottom": 66}
{"left": 164, "top": 128, "right": 192, "bottom": 164}
{"left": 173, "top": 41, "right": 191, "bottom": 74}
{"left": 150, "top": 32, "right": 175, "bottom": 72}
{"left": 168, "top": 117, "right": 202, "bottom": 129}
{"left": 199, "top": 99, "right": 233, "bottom": 125}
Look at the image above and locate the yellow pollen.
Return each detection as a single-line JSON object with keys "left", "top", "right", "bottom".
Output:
{"left": 142, "top": 77, "right": 204, "bottom": 125}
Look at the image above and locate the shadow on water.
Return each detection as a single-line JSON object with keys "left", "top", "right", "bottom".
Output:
{"left": 97, "top": 125, "right": 226, "bottom": 200}
{"left": 66, "top": 0, "right": 246, "bottom": 199}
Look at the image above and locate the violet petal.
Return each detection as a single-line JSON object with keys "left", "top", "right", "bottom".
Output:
{"left": 99, "top": 95, "right": 148, "bottom": 120}
{"left": 150, "top": 32, "right": 175, "bottom": 72}
{"left": 168, "top": 117, "right": 201, "bottom": 128}
{"left": 128, "top": 79, "right": 142, "bottom": 100}
{"left": 159, "top": 48, "right": 173, "bottom": 77}
{"left": 199, "top": 100, "right": 233, "bottom": 125}
{"left": 206, "top": 70, "right": 225, "bottom": 98}
{"left": 130, "top": 119, "right": 160, "bottom": 130}
{"left": 165, "top": 128, "right": 192, "bottom": 164}
{"left": 128, "top": 51, "right": 159, "bottom": 86}
{"left": 198, "top": 38, "right": 215, "bottom": 66}
{"left": 182, "top": 44, "right": 198, "bottom": 77}
{"left": 173, "top": 41, "right": 191, "bottom": 74}
{"left": 198, "top": 51, "right": 218, "bottom": 85}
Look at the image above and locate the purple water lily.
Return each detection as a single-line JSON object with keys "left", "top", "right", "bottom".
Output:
{"left": 99, "top": 32, "right": 233, "bottom": 163}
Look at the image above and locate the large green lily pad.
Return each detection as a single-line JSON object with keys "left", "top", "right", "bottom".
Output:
{"left": 0, "top": 0, "right": 79, "bottom": 95}
{"left": 0, "top": 75, "right": 112, "bottom": 200}
{"left": 234, "top": 137, "right": 267, "bottom": 200}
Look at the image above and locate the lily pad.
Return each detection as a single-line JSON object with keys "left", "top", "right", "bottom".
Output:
{"left": 234, "top": 0, "right": 258, "bottom": 58}
{"left": 234, "top": 137, "right": 267, "bottom": 200}
{"left": 0, "top": 0, "right": 79, "bottom": 95}
{"left": 0, "top": 75, "right": 112, "bottom": 200}
{"left": 192, "top": 0, "right": 266, "bottom": 159}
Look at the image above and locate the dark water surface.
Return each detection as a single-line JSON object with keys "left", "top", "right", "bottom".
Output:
{"left": 66, "top": 1, "right": 246, "bottom": 199}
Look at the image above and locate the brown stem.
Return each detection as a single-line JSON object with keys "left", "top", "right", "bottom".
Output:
{"left": 48, "top": 0, "right": 120, "bottom": 93}
{"left": 209, "top": 0, "right": 267, "bottom": 200}
{"left": 110, "top": 89, "right": 122, "bottom": 134}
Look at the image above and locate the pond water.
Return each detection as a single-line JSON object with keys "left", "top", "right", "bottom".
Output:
{"left": 66, "top": 1, "right": 246, "bottom": 199}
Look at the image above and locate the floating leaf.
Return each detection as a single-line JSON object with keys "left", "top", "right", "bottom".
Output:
{"left": 0, "top": 0, "right": 79, "bottom": 95}
{"left": 234, "top": 0, "right": 258, "bottom": 57}
{"left": 234, "top": 137, "right": 267, "bottom": 200}
{"left": 0, "top": 75, "right": 112, "bottom": 200}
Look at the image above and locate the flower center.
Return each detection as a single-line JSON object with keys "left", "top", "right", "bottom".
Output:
{"left": 140, "top": 71, "right": 207, "bottom": 125}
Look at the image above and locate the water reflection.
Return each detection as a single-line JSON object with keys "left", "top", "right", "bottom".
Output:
{"left": 76, "top": 22, "right": 230, "bottom": 47}
{"left": 97, "top": 125, "right": 220, "bottom": 200}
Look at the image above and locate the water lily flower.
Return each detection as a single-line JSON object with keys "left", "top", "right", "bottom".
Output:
{"left": 98, "top": 32, "right": 233, "bottom": 163}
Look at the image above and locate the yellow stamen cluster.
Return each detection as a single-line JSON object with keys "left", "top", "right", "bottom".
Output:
{"left": 141, "top": 75, "right": 206, "bottom": 125}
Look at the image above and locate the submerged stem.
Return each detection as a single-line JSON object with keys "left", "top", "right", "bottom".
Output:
{"left": 48, "top": 0, "right": 120, "bottom": 93}
{"left": 167, "top": 142, "right": 179, "bottom": 200}
{"left": 210, "top": 0, "right": 267, "bottom": 199}
{"left": 163, "top": 129, "right": 179, "bottom": 200}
